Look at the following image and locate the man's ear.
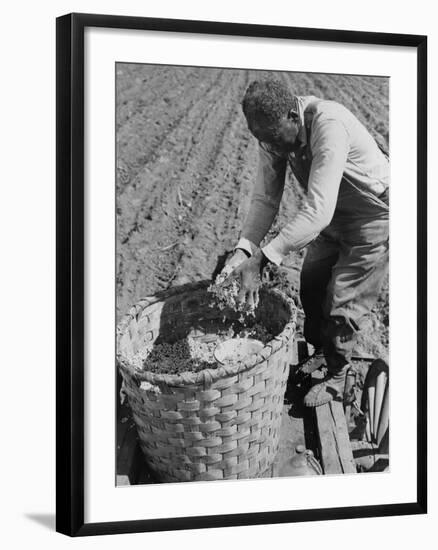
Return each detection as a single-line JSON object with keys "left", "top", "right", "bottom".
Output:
{"left": 287, "top": 108, "right": 299, "bottom": 121}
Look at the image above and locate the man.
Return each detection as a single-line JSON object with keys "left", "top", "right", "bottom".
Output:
{"left": 224, "top": 78, "right": 389, "bottom": 408}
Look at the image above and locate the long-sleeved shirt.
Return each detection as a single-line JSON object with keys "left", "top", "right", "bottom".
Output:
{"left": 236, "top": 96, "right": 389, "bottom": 265}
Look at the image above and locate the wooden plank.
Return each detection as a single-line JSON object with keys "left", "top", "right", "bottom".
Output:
{"left": 271, "top": 404, "right": 306, "bottom": 477}
{"left": 116, "top": 401, "right": 143, "bottom": 486}
{"left": 116, "top": 423, "right": 142, "bottom": 486}
{"left": 330, "top": 401, "right": 357, "bottom": 473}
{"left": 315, "top": 403, "right": 342, "bottom": 474}
{"left": 117, "top": 403, "right": 131, "bottom": 450}
{"left": 315, "top": 400, "right": 356, "bottom": 475}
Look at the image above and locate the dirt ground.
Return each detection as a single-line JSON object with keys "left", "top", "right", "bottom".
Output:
{"left": 116, "top": 64, "right": 389, "bottom": 360}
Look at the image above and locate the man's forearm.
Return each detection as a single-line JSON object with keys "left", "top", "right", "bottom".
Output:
{"left": 261, "top": 118, "right": 349, "bottom": 265}
{"left": 240, "top": 143, "right": 286, "bottom": 247}
{"left": 240, "top": 197, "right": 282, "bottom": 247}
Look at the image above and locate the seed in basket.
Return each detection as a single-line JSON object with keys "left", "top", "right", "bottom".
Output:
{"left": 131, "top": 323, "right": 273, "bottom": 376}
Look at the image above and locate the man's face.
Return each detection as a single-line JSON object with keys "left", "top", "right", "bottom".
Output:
{"left": 247, "top": 114, "right": 300, "bottom": 154}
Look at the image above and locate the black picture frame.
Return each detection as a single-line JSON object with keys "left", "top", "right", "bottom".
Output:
{"left": 56, "top": 12, "right": 427, "bottom": 537}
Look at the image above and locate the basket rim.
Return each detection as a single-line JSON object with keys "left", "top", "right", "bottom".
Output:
{"left": 117, "top": 280, "right": 296, "bottom": 387}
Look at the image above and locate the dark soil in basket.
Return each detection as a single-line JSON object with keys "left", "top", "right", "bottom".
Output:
{"left": 132, "top": 323, "right": 273, "bottom": 375}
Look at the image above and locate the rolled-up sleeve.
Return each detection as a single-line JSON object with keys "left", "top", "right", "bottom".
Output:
{"left": 262, "top": 118, "right": 349, "bottom": 265}
{"left": 240, "top": 143, "right": 287, "bottom": 247}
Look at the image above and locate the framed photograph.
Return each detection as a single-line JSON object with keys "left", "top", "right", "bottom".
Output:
{"left": 56, "top": 12, "right": 427, "bottom": 536}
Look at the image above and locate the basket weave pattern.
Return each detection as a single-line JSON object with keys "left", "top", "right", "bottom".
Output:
{"left": 117, "top": 281, "right": 296, "bottom": 482}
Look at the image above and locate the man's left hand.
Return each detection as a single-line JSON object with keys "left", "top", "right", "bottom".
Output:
{"left": 233, "top": 249, "right": 269, "bottom": 310}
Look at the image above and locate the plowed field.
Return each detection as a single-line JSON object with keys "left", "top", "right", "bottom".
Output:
{"left": 116, "top": 64, "right": 389, "bottom": 357}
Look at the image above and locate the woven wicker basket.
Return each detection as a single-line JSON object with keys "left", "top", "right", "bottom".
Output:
{"left": 117, "top": 281, "right": 296, "bottom": 482}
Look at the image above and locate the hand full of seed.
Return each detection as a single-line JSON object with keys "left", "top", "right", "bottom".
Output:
{"left": 207, "top": 272, "right": 256, "bottom": 317}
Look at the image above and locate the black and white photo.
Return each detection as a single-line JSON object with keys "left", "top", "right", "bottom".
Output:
{"left": 116, "top": 65, "right": 390, "bottom": 484}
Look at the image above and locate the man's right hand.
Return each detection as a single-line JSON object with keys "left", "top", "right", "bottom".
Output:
{"left": 219, "top": 248, "right": 251, "bottom": 279}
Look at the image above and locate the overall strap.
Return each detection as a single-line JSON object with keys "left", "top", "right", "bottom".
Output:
{"left": 303, "top": 99, "right": 324, "bottom": 134}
